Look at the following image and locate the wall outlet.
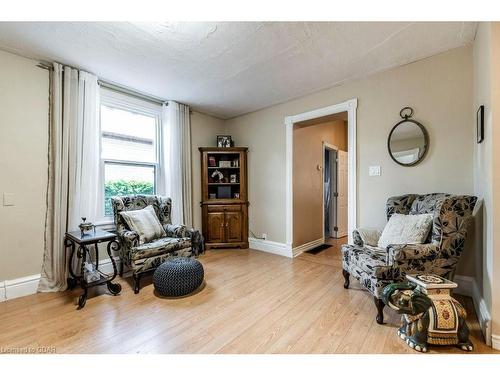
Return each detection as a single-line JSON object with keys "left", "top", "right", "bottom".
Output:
{"left": 369, "top": 165, "right": 381, "bottom": 177}
{"left": 262, "top": 233, "right": 267, "bottom": 240}
{"left": 3, "top": 193, "right": 14, "bottom": 206}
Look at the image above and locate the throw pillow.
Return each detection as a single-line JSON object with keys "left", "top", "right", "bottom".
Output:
{"left": 120, "top": 205, "right": 166, "bottom": 245}
{"left": 377, "top": 213, "right": 433, "bottom": 249}
{"left": 357, "top": 228, "right": 382, "bottom": 247}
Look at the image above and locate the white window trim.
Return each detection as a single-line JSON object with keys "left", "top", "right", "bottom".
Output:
{"left": 96, "top": 88, "right": 162, "bottom": 225}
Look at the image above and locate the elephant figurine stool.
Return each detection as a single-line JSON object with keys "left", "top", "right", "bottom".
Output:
{"left": 382, "top": 274, "right": 473, "bottom": 353}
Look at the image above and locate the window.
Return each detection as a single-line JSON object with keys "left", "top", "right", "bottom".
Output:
{"left": 99, "top": 89, "right": 162, "bottom": 219}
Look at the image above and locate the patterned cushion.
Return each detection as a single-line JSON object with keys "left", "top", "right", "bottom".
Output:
{"left": 120, "top": 205, "right": 166, "bottom": 245}
{"left": 131, "top": 236, "right": 191, "bottom": 261}
{"left": 409, "top": 193, "right": 450, "bottom": 215}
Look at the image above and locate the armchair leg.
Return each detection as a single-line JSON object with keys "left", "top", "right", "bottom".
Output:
{"left": 119, "top": 261, "right": 124, "bottom": 277}
{"left": 133, "top": 273, "right": 141, "bottom": 294}
{"left": 342, "top": 270, "right": 350, "bottom": 289}
{"left": 374, "top": 297, "right": 385, "bottom": 325}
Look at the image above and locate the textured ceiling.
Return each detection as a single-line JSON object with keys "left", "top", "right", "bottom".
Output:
{"left": 0, "top": 22, "right": 476, "bottom": 119}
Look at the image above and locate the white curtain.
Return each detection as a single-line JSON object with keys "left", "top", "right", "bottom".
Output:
{"left": 160, "top": 101, "right": 193, "bottom": 227}
{"left": 38, "top": 63, "right": 100, "bottom": 292}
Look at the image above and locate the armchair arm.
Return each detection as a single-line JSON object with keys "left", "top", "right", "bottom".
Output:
{"left": 163, "top": 224, "right": 205, "bottom": 255}
{"left": 119, "top": 230, "right": 139, "bottom": 249}
{"left": 163, "top": 223, "right": 190, "bottom": 238}
{"left": 353, "top": 229, "right": 364, "bottom": 246}
{"left": 387, "top": 243, "right": 440, "bottom": 263}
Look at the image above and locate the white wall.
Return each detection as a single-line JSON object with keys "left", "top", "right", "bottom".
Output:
{"left": 473, "top": 22, "right": 500, "bottom": 349}
{"left": 226, "top": 46, "right": 474, "bottom": 251}
{"left": 0, "top": 50, "right": 49, "bottom": 281}
{"left": 473, "top": 21, "right": 493, "bottom": 322}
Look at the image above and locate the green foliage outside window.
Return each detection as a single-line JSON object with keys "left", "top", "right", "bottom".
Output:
{"left": 105, "top": 180, "right": 154, "bottom": 216}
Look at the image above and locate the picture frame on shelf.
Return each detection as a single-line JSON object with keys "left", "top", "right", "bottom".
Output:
{"left": 477, "top": 105, "right": 484, "bottom": 144}
{"left": 217, "top": 135, "right": 233, "bottom": 148}
{"left": 230, "top": 174, "right": 237, "bottom": 183}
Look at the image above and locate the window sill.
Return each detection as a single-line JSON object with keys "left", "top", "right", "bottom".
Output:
{"left": 94, "top": 220, "right": 116, "bottom": 232}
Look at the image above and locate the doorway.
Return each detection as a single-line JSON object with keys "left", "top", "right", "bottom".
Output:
{"left": 285, "top": 98, "right": 357, "bottom": 257}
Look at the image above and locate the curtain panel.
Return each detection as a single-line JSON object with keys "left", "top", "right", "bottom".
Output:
{"left": 160, "top": 101, "right": 193, "bottom": 228}
{"left": 38, "top": 63, "right": 100, "bottom": 292}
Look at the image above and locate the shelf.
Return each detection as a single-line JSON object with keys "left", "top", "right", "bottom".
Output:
{"left": 208, "top": 166, "right": 240, "bottom": 169}
{"left": 208, "top": 183, "right": 240, "bottom": 185}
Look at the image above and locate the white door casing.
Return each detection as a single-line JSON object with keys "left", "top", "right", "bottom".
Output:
{"left": 336, "top": 150, "right": 348, "bottom": 238}
{"left": 285, "top": 98, "right": 357, "bottom": 250}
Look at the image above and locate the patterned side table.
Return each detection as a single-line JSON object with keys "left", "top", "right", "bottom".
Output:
{"left": 382, "top": 274, "right": 473, "bottom": 352}
{"left": 65, "top": 229, "right": 122, "bottom": 309}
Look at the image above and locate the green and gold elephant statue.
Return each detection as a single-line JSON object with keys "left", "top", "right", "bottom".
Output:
{"left": 382, "top": 283, "right": 473, "bottom": 353}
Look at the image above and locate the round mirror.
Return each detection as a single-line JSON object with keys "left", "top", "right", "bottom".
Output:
{"left": 388, "top": 108, "right": 429, "bottom": 166}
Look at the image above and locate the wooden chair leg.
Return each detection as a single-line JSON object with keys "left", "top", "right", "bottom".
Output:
{"left": 342, "top": 270, "right": 350, "bottom": 289}
{"left": 374, "top": 297, "right": 385, "bottom": 324}
{"left": 133, "top": 273, "right": 141, "bottom": 294}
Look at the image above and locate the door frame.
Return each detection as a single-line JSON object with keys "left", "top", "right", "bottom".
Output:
{"left": 322, "top": 142, "right": 338, "bottom": 240}
{"left": 285, "top": 98, "right": 357, "bottom": 250}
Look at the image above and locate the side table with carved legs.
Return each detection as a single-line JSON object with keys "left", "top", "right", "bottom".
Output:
{"left": 65, "top": 229, "right": 122, "bottom": 309}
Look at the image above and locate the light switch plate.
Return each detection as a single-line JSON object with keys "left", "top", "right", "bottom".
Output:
{"left": 369, "top": 166, "right": 381, "bottom": 177}
{"left": 3, "top": 193, "right": 14, "bottom": 206}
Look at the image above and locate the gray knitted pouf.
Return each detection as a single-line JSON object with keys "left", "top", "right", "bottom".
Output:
{"left": 153, "top": 257, "right": 204, "bottom": 297}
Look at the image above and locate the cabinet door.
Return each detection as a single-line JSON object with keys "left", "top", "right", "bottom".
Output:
{"left": 207, "top": 212, "right": 225, "bottom": 243}
{"left": 225, "top": 211, "right": 242, "bottom": 243}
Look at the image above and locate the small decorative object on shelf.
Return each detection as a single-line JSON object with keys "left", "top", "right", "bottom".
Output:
{"left": 230, "top": 174, "right": 237, "bottom": 183}
{"left": 211, "top": 169, "right": 224, "bottom": 183}
{"left": 78, "top": 217, "right": 95, "bottom": 237}
{"left": 219, "top": 160, "right": 232, "bottom": 168}
{"left": 208, "top": 155, "right": 217, "bottom": 167}
{"left": 217, "top": 135, "right": 233, "bottom": 147}
{"left": 234, "top": 192, "right": 240, "bottom": 199}
{"left": 382, "top": 273, "right": 473, "bottom": 353}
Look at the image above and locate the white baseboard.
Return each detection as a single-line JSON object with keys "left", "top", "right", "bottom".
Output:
{"left": 292, "top": 238, "right": 324, "bottom": 257}
{"left": 0, "top": 274, "right": 41, "bottom": 302}
{"left": 492, "top": 335, "right": 500, "bottom": 351}
{"left": 0, "top": 257, "right": 122, "bottom": 303}
{"left": 454, "top": 274, "right": 492, "bottom": 347}
{"left": 248, "top": 238, "right": 292, "bottom": 258}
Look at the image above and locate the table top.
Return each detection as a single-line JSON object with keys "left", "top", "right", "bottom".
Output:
{"left": 406, "top": 274, "right": 457, "bottom": 290}
{"left": 66, "top": 229, "right": 117, "bottom": 244}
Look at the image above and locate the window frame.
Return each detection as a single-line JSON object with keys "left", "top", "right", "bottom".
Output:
{"left": 97, "top": 88, "right": 163, "bottom": 224}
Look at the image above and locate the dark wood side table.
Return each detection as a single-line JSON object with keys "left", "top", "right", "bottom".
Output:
{"left": 65, "top": 229, "right": 122, "bottom": 309}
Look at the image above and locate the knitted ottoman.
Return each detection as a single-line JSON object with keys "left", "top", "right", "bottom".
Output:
{"left": 153, "top": 257, "right": 204, "bottom": 297}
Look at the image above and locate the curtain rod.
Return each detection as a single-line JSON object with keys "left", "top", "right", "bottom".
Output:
{"left": 98, "top": 80, "right": 166, "bottom": 106}
{"left": 36, "top": 61, "right": 192, "bottom": 112}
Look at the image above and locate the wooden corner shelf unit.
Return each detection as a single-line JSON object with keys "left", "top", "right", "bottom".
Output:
{"left": 199, "top": 147, "right": 249, "bottom": 249}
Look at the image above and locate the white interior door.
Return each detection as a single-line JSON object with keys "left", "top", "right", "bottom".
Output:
{"left": 336, "top": 150, "right": 348, "bottom": 238}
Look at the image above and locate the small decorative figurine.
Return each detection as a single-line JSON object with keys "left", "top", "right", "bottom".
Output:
{"left": 79, "top": 217, "right": 95, "bottom": 237}
{"left": 211, "top": 169, "right": 224, "bottom": 183}
{"left": 382, "top": 274, "right": 473, "bottom": 353}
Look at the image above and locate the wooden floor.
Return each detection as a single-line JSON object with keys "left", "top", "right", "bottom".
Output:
{"left": 0, "top": 239, "right": 496, "bottom": 354}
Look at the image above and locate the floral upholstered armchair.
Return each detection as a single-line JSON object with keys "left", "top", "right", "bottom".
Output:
{"left": 341, "top": 193, "right": 477, "bottom": 324}
{"left": 112, "top": 195, "right": 204, "bottom": 293}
